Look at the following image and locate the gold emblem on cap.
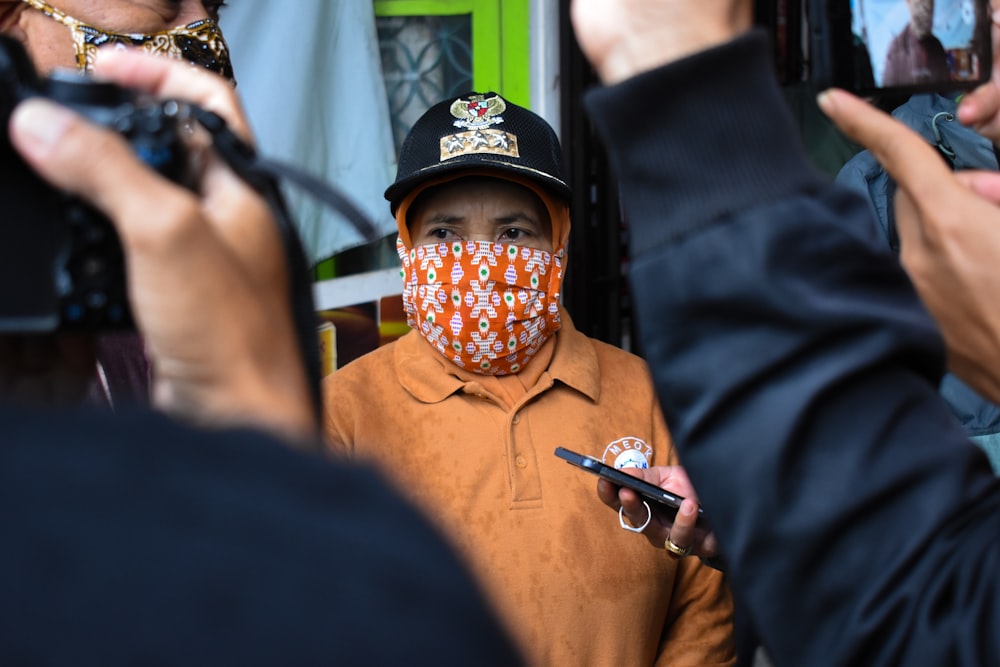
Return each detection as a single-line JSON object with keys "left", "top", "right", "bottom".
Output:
{"left": 450, "top": 94, "right": 506, "bottom": 130}
{"left": 443, "top": 94, "right": 518, "bottom": 161}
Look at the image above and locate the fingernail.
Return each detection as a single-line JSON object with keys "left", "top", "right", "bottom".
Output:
{"left": 11, "top": 98, "right": 72, "bottom": 155}
{"left": 992, "top": 9, "right": 1000, "bottom": 25}
{"left": 681, "top": 500, "right": 695, "bottom": 515}
{"left": 816, "top": 89, "right": 834, "bottom": 113}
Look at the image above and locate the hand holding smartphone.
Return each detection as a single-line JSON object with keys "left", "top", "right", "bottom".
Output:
{"left": 554, "top": 446, "right": 705, "bottom": 526}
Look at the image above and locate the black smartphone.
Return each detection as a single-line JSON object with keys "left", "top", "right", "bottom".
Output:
{"left": 554, "top": 446, "right": 704, "bottom": 525}
{"left": 808, "top": 0, "right": 992, "bottom": 98}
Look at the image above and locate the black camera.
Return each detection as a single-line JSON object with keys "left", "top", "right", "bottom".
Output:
{"left": 0, "top": 33, "right": 192, "bottom": 333}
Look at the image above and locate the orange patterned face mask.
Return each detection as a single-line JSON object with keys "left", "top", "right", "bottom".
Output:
{"left": 398, "top": 237, "right": 564, "bottom": 375}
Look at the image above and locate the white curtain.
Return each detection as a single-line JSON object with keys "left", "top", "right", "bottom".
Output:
{"left": 222, "top": 0, "right": 397, "bottom": 265}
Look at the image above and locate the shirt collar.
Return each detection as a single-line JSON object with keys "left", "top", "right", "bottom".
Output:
{"left": 395, "top": 305, "right": 602, "bottom": 404}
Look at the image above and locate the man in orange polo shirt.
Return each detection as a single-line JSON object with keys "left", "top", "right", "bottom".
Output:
{"left": 322, "top": 92, "right": 734, "bottom": 666}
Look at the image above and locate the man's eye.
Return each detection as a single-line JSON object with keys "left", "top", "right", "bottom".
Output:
{"left": 500, "top": 228, "right": 526, "bottom": 242}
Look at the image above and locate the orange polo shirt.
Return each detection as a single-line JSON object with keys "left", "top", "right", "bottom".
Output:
{"left": 323, "top": 311, "right": 735, "bottom": 666}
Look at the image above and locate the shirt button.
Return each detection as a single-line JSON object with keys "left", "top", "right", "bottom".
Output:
{"left": 515, "top": 456, "right": 527, "bottom": 468}
{"left": 511, "top": 414, "right": 520, "bottom": 424}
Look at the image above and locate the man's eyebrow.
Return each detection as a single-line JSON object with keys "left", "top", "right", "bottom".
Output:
{"left": 421, "top": 213, "right": 464, "bottom": 225}
{"left": 494, "top": 211, "right": 541, "bottom": 225}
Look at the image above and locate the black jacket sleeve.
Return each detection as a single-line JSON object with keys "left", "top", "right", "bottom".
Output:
{"left": 585, "top": 31, "right": 1000, "bottom": 667}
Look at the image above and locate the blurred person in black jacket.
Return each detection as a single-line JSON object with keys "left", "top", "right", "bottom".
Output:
{"left": 571, "top": 0, "right": 1000, "bottom": 664}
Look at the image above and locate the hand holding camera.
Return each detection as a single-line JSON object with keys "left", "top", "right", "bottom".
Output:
{"left": 6, "top": 45, "right": 315, "bottom": 441}
{"left": 0, "top": 34, "right": 195, "bottom": 333}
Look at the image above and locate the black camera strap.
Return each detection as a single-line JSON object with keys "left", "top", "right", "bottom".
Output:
{"left": 189, "top": 107, "right": 383, "bottom": 439}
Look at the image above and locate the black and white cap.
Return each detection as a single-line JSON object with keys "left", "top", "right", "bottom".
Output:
{"left": 384, "top": 91, "right": 571, "bottom": 213}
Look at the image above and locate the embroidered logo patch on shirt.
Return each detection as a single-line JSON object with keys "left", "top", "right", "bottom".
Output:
{"left": 601, "top": 436, "right": 652, "bottom": 469}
